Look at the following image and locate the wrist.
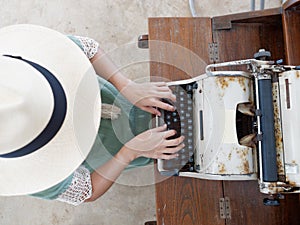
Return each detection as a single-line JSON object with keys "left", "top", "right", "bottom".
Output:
{"left": 116, "top": 146, "right": 139, "bottom": 165}
{"left": 109, "top": 72, "right": 132, "bottom": 91}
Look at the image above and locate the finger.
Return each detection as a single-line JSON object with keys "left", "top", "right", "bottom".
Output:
{"left": 156, "top": 91, "right": 176, "bottom": 102}
{"left": 152, "top": 124, "right": 168, "bottom": 132}
{"left": 150, "top": 84, "right": 176, "bottom": 101}
{"left": 152, "top": 82, "right": 168, "bottom": 87}
{"left": 141, "top": 106, "right": 161, "bottom": 116}
{"left": 158, "top": 153, "right": 179, "bottom": 160}
{"left": 155, "top": 85, "right": 173, "bottom": 93}
{"left": 163, "top": 142, "right": 185, "bottom": 154}
{"left": 151, "top": 99, "right": 175, "bottom": 111}
{"left": 165, "top": 136, "right": 185, "bottom": 147}
{"left": 163, "top": 129, "right": 177, "bottom": 139}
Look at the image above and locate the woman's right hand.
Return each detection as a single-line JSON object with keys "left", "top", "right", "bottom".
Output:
{"left": 124, "top": 124, "right": 185, "bottom": 161}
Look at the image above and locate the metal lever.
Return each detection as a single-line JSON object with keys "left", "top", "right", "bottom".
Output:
{"left": 138, "top": 34, "right": 149, "bottom": 49}
{"left": 263, "top": 198, "right": 280, "bottom": 206}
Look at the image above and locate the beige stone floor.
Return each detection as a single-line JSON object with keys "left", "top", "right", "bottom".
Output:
{"left": 0, "top": 0, "right": 281, "bottom": 224}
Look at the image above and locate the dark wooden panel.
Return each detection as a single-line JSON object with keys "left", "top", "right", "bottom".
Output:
{"left": 213, "top": 7, "right": 282, "bottom": 30}
{"left": 212, "top": 20, "right": 285, "bottom": 64}
{"left": 155, "top": 169, "right": 224, "bottom": 225}
{"left": 148, "top": 17, "right": 212, "bottom": 81}
{"left": 223, "top": 181, "right": 300, "bottom": 225}
{"left": 283, "top": 0, "right": 300, "bottom": 10}
{"left": 283, "top": 1, "right": 300, "bottom": 65}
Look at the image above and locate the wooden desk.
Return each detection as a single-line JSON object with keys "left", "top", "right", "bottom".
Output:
{"left": 148, "top": 1, "right": 300, "bottom": 224}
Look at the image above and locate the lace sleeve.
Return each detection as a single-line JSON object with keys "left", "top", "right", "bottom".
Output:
{"left": 73, "top": 35, "right": 99, "bottom": 59}
{"left": 56, "top": 165, "right": 92, "bottom": 206}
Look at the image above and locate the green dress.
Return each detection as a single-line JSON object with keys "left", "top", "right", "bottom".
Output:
{"left": 31, "top": 36, "right": 152, "bottom": 200}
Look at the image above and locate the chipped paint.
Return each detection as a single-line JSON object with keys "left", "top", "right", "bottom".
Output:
{"left": 236, "top": 147, "right": 251, "bottom": 174}
{"left": 243, "top": 160, "right": 250, "bottom": 174}
{"left": 286, "top": 174, "right": 297, "bottom": 187}
{"left": 215, "top": 76, "right": 247, "bottom": 92}
{"left": 259, "top": 182, "right": 285, "bottom": 195}
{"left": 272, "top": 82, "right": 285, "bottom": 175}
{"left": 218, "top": 163, "right": 226, "bottom": 174}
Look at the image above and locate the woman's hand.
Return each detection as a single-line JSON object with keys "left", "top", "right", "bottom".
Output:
{"left": 120, "top": 81, "right": 176, "bottom": 116}
{"left": 124, "top": 124, "right": 185, "bottom": 161}
{"left": 87, "top": 124, "right": 184, "bottom": 202}
{"left": 91, "top": 50, "right": 176, "bottom": 115}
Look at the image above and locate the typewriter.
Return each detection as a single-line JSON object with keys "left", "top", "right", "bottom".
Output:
{"left": 157, "top": 50, "right": 300, "bottom": 205}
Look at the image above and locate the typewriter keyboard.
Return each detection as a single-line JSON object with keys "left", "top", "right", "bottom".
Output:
{"left": 158, "top": 82, "right": 197, "bottom": 175}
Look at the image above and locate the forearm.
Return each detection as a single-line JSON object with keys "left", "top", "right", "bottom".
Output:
{"left": 86, "top": 146, "right": 137, "bottom": 202}
{"left": 91, "top": 48, "right": 131, "bottom": 91}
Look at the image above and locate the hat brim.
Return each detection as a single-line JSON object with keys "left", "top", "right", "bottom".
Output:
{"left": 0, "top": 24, "right": 101, "bottom": 195}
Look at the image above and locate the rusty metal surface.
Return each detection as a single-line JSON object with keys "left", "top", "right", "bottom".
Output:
{"left": 215, "top": 76, "right": 248, "bottom": 92}
{"left": 272, "top": 81, "right": 285, "bottom": 178}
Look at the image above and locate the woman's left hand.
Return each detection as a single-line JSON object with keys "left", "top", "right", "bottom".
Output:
{"left": 120, "top": 81, "right": 176, "bottom": 116}
{"left": 124, "top": 124, "right": 185, "bottom": 160}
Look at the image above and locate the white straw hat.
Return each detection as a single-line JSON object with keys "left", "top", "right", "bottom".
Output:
{"left": 0, "top": 24, "right": 101, "bottom": 195}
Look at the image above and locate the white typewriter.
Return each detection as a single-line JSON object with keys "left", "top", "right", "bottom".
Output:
{"left": 157, "top": 50, "right": 300, "bottom": 204}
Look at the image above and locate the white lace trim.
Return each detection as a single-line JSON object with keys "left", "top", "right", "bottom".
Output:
{"left": 74, "top": 36, "right": 121, "bottom": 120}
{"left": 56, "top": 165, "right": 92, "bottom": 206}
{"left": 75, "top": 35, "right": 99, "bottom": 59}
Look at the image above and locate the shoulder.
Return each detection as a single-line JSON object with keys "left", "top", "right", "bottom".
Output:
{"left": 67, "top": 35, "right": 99, "bottom": 59}
{"left": 30, "top": 165, "right": 92, "bottom": 206}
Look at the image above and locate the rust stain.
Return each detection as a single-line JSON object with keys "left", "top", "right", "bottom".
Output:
{"left": 228, "top": 152, "right": 232, "bottom": 161}
{"left": 237, "top": 76, "right": 247, "bottom": 92}
{"left": 218, "top": 163, "right": 226, "bottom": 174}
{"left": 286, "top": 176, "right": 297, "bottom": 186}
{"left": 243, "top": 160, "right": 250, "bottom": 174}
{"left": 236, "top": 147, "right": 251, "bottom": 174}
{"left": 272, "top": 83, "right": 285, "bottom": 175}
{"left": 277, "top": 153, "right": 284, "bottom": 174}
{"left": 296, "top": 71, "right": 300, "bottom": 78}
{"left": 215, "top": 76, "right": 247, "bottom": 92}
{"left": 216, "top": 76, "right": 232, "bottom": 89}
{"left": 237, "top": 148, "right": 249, "bottom": 157}
{"left": 262, "top": 183, "right": 284, "bottom": 193}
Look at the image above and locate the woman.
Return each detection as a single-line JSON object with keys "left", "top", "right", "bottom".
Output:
{"left": 0, "top": 25, "right": 185, "bottom": 206}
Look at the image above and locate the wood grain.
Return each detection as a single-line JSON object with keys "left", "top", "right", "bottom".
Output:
{"left": 283, "top": 3, "right": 300, "bottom": 65}
{"left": 149, "top": 17, "right": 224, "bottom": 225}
{"left": 148, "top": 5, "right": 300, "bottom": 224}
